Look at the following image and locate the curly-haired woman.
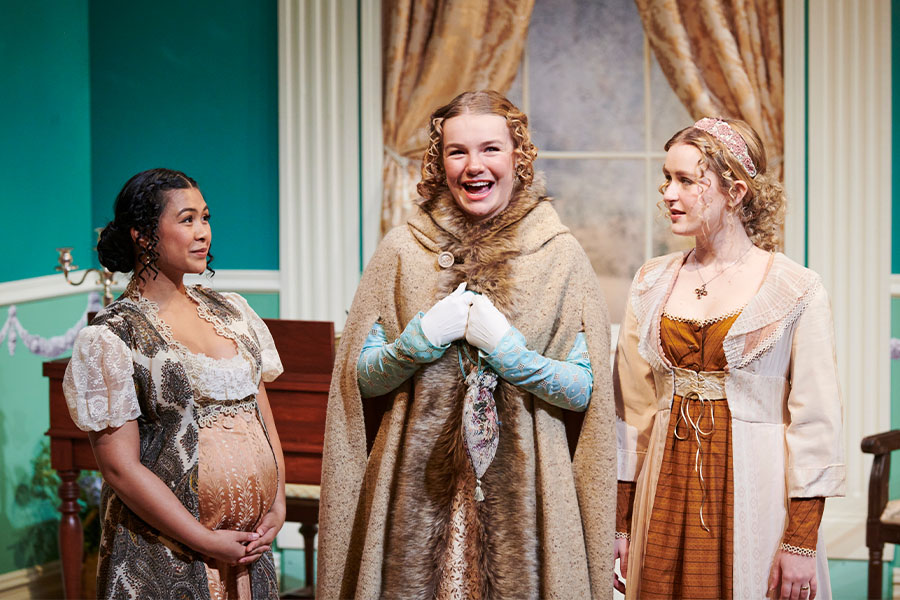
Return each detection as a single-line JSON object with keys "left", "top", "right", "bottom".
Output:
{"left": 317, "top": 90, "right": 616, "bottom": 598}
{"left": 63, "top": 168, "right": 285, "bottom": 599}
{"left": 613, "top": 119, "right": 845, "bottom": 600}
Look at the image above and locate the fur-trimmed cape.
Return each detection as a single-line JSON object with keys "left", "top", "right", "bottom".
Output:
{"left": 317, "top": 185, "right": 616, "bottom": 599}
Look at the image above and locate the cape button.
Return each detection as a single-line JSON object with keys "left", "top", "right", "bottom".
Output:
{"left": 437, "top": 251, "right": 454, "bottom": 269}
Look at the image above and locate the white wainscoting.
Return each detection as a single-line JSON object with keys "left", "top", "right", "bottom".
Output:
{"left": 0, "top": 270, "right": 280, "bottom": 307}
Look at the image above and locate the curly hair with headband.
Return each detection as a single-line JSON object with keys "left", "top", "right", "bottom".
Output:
{"left": 417, "top": 90, "right": 538, "bottom": 202}
{"left": 662, "top": 118, "right": 785, "bottom": 251}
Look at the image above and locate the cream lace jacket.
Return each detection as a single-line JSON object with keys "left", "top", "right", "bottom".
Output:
{"left": 614, "top": 251, "right": 845, "bottom": 599}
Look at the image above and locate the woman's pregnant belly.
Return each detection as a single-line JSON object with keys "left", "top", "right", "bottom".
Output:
{"left": 197, "top": 409, "right": 277, "bottom": 531}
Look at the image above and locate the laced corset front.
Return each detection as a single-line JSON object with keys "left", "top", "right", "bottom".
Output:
{"left": 126, "top": 284, "right": 260, "bottom": 427}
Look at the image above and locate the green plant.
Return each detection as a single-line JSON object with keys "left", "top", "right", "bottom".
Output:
{"left": 14, "top": 440, "right": 102, "bottom": 556}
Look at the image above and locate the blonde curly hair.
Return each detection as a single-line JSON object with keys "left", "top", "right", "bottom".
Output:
{"left": 662, "top": 118, "right": 785, "bottom": 251}
{"left": 417, "top": 90, "right": 538, "bottom": 202}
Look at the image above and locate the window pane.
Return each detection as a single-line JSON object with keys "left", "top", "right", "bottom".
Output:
{"left": 527, "top": 0, "right": 645, "bottom": 152}
{"left": 649, "top": 52, "right": 693, "bottom": 151}
{"left": 507, "top": 60, "right": 524, "bottom": 110}
{"left": 539, "top": 158, "right": 645, "bottom": 322}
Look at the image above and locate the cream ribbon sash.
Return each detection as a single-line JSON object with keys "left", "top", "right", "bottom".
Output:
{"left": 672, "top": 368, "right": 727, "bottom": 531}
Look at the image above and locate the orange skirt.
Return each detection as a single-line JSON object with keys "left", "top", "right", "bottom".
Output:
{"left": 639, "top": 393, "right": 733, "bottom": 599}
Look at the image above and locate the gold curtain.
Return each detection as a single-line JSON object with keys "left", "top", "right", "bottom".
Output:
{"left": 634, "top": 0, "right": 784, "bottom": 178}
{"left": 381, "top": 0, "right": 534, "bottom": 234}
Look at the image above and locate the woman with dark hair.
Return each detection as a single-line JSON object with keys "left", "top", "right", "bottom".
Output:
{"left": 613, "top": 119, "right": 844, "bottom": 599}
{"left": 64, "top": 168, "right": 285, "bottom": 599}
{"left": 318, "top": 90, "right": 616, "bottom": 598}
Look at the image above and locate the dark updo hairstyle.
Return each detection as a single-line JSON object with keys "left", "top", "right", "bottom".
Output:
{"left": 97, "top": 168, "right": 213, "bottom": 283}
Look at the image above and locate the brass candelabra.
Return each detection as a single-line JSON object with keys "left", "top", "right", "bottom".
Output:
{"left": 55, "top": 247, "right": 117, "bottom": 306}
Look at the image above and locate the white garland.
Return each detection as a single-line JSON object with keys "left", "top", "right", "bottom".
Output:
{"left": 0, "top": 292, "right": 102, "bottom": 357}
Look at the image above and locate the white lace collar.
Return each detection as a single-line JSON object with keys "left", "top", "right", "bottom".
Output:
{"left": 123, "top": 283, "right": 261, "bottom": 395}
{"left": 632, "top": 252, "right": 822, "bottom": 370}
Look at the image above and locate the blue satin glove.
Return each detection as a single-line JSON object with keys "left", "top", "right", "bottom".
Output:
{"left": 357, "top": 313, "right": 448, "bottom": 398}
{"left": 481, "top": 327, "right": 593, "bottom": 411}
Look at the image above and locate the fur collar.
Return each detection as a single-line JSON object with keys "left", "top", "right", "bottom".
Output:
{"left": 407, "top": 181, "right": 565, "bottom": 318}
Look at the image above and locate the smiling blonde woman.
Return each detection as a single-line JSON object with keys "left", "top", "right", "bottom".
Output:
{"left": 318, "top": 90, "right": 616, "bottom": 599}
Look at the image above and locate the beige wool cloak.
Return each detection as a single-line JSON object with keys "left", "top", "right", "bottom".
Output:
{"left": 317, "top": 186, "right": 616, "bottom": 599}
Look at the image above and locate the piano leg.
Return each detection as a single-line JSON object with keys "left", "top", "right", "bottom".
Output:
{"left": 58, "top": 470, "right": 83, "bottom": 600}
{"left": 300, "top": 521, "right": 318, "bottom": 593}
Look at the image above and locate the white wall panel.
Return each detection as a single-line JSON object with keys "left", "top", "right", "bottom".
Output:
{"left": 805, "top": 0, "right": 892, "bottom": 559}
{"left": 278, "top": 0, "right": 362, "bottom": 327}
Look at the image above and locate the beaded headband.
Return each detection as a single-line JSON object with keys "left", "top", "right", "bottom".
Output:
{"left": 692, "top": 117, "right": 758, "bottom": 178}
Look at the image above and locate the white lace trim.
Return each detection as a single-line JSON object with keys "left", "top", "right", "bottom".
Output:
{"left": 662, "top": 305, "right": 744, "bottom": 328}
{"left": 187, "top": 352, "right": 258, "bottom": 401}
{"left": 63, "top": 326, "right": 142, "bottom": 432}
{"left": 631, "top": 252, "right": 823, "bottom": 371}
{"left": 730, "top": 281, "right": 820, "bottom": 369}
{"left": 196, "top": 397, "right": 259, "bottom": 428}
{"left": 189, "top": 287, "right": 242, "bottom": 349}
{"left": 215, "top": 290, "right": 284, "bottom": 382}
{"left": 125, "top": 285, "right": 262, "bottom": 425}
{"left": 781, "top": 542, "right": 816, "bottom": 557}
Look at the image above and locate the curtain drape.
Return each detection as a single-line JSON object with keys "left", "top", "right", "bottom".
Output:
{"left": 634, "top": 0, "right": 784, "bottom": 178}
{"left": 381, "top": 0, "right": 534, "bottom": 234}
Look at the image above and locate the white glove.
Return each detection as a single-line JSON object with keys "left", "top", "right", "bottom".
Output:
{"left": 420, "top": 282, "right": 475, "bottom": 347}
{"left": 465, "top": 294, "right": 511, "bottom": 353}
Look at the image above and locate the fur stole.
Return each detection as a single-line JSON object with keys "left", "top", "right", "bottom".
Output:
{"left": 415, "top": 182, "right": 550, "bottom": 309}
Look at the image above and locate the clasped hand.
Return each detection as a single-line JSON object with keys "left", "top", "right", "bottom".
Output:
{"left": 420, "top": 282, "right": 510, "bottom": 353}
{"left": 202, "top": 506, "right": 284, "bottom": 566}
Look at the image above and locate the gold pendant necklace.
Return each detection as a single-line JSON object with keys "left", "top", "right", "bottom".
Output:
{"left": 691, "top": 245, "right": 753, "bottom": 300}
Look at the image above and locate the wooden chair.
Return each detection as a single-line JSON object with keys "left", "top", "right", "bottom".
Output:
{"left": 861, "top": 430, "right": 900, "bottom": 599}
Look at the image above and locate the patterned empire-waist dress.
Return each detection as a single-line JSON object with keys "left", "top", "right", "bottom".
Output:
{"left": 188, "top": 350, "right": 278, "bottom": 599}
{"left": 63, "top": 287, "right": 283, "bottom": 600}
{"left": 616, "top": 311, "right": 824, "bottom": 599}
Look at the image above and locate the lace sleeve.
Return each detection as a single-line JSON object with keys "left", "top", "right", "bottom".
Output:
{"left": 357, "top": 314, "right": 446, "bottom": 398}
{"left": 225, "top": 292, "right": 284, "bottom": 382}
{"left": 482, "top": 328, "right": 593, "bottom": 411}
{"left": 63, "top": 326, "right": 140, "bottom": 432}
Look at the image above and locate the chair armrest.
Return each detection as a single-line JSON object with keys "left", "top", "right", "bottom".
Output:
{"left": 862, "top": 430, "right": 900, "bottom": 455}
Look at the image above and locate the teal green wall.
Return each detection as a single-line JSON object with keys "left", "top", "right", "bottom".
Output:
{"left": 1, "top": 0, "right": 278, "bottom": 283}
{"left": 0, "top": 294, "right": 92, "bottom": 573}
{"left": 88, "top": 0, "right": 279, "bottom": 271}
{"left": 830, "top": 558, "right": 889, "bottom": 600}
{"left": 0, "top": 0, "right": 92, "bottom": 284}
{"left": 241, "top": 293, "right": 280, "bottom": 320}
{"left": 0, "top": 0, "right": 280, "bottom": 579}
